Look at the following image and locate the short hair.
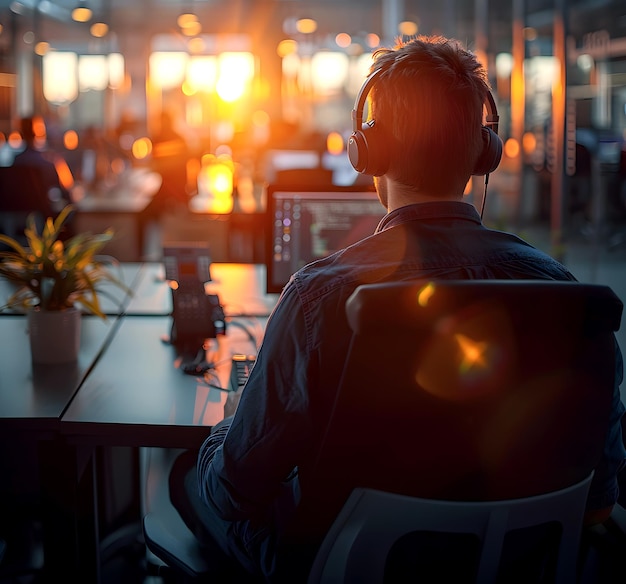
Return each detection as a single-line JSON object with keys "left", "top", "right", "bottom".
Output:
{"left": 369, "top": 36, "right": 492, "bottom": 195}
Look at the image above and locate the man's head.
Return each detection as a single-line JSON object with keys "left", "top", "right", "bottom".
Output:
{"left": 353, "top": 35, "right": 498, "bottom": 199}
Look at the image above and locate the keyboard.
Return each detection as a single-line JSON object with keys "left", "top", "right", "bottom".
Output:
{"left": 229, "top": 354, "right": 256, "bottom": 391}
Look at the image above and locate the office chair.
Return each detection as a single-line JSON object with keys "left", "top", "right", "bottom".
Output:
{"left": 307, "top": 475, "right": 594, "bottom": 584}
{"left": 143, "top": 279, "right": 624, "bottom": 583}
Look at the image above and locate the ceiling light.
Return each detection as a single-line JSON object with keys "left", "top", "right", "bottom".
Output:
{"left": 72, "top": 2, "right": 92, "bottom": 23}
{"left": 296, "top": 18, "right": 317, "bottom": 34}
{"left": 90, "top": 22, "right": 109, "bottom": 37}
{"left": 177, "top": 12, "right": 198, "bottom": 28}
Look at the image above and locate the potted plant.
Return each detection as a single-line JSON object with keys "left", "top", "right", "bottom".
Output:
{"left": 0, "top": 205, "right": 132, "bottom": 363}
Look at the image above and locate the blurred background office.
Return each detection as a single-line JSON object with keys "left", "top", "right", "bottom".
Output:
{"left": 0, "top": 0, "right": 623, "bottom": 262}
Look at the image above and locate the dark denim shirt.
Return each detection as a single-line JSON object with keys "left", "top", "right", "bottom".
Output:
{"left": 198, "top": 201, "right": 625, "bottom": 538}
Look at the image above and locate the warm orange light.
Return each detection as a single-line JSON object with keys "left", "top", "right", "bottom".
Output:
{"left": 417, "top": 282, "right": 436, "bottom": 307}
{"left": 366, "top": 33, "right": 380, "bottom": 48}
{"left": 326, "top": 131, "right": 343, "bottom": 155}
{"left": 54, "top": 158, "right": 75, "bottom": 190}
{"left": 398, "top": 21, "right": 418, "bottom": 36}
{"left": 149, "top": 52, "right": 188, "bottom": 90}
{"left": 32, "top": 116, "right": 46, "bottom": 139}
{"left": 296, "top": 18, "right": 317, "bottom": 34}
{"left": 132, "top": 137, "right": 152, "bottom": 160}
{"left": 72, "top": 6, "right": 92, "bottom": 22}
{"left": 181, "top": 21, "right": 201, "bottom": 37}
{"left": 196, "top": 158, "right": 234, "bottom": 214}
{"left": 90, "top": 22, "right": 108, "bottom": 37}
{"left": 177, "top": 13, "right": 198, "bottom": 28}
{"left": 455, "top": 334, "right": 488, "bottom": 372}
{"left": 522, "top": 132, "right": 537, "bottom": 155}
{"left": 277, "top": 39, "right": 298, "bottom": 58}
{"left": 215, "top": 53, "right": 254, "bottom": 102}
{"left": 34, "top": 41, "right": 49, "bottom": 56}
{"left": 188, "top": 37, "right": 205, "bottom": 54}
{"left": 63, "top": 130, "right": 79, "bottom": 150}
{"left": 182, "top": 80, "right": 196, "bottom": 96}
{"left": 504, "top": 138, "right": 520, "bottom": 159}
{"left": 8, "top": 131, "right": 21, "bottom": 148}
{"left": 186, "top": 55, "right": 217, "bottom": 93}
{"left": 335, "top": 33, "right": 351, "bottom": 48}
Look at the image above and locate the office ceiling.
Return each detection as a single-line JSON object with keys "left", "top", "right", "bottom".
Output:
{"left": 0, "top": 0, "right": 385, "bottom": 38}
{"left": 0, "top": 0, "right": 624, "bottom": 51}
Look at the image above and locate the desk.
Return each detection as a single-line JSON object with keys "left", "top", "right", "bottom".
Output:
{"left": 73, "top": 169, "right": 160, "bottom": 262}
{"left": 1, "top": 262, "right": 275, "bottom": 580}
{"left": 56, "top": 263, "right": 274, "bottom": 580}
{"left": 61, "top": 314, "right": 263, "bottom": 449}
{"left": 0, "top": 315, "right": 118, "bottom": 428}
{"left": 124, "top": 262, "right": 279, "bottom": 317}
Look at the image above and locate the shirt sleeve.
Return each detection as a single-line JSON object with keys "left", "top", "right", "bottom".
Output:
{"left": 197, "top": 282, "right": 313, "bottom": 521}
{"left": 586, "top": 337, "right": 626, "bottom": 511}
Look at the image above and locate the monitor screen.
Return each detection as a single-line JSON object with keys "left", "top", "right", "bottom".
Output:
{"left": 266, "top": 184, "right": 385, "bottom": 294}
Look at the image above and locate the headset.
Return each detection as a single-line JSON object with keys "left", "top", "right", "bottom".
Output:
{"left": 347, "top": 67, "right": 503, "bottom": 178}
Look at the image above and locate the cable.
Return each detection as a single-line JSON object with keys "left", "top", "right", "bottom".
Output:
{"left": 225, "top": 318, "right": 262, "bottom": 351}
{"left": 480, "top": 173, "right": 490, "bottom": 219}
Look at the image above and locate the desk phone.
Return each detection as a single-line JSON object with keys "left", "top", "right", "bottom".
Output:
{"left": 163, "top": 242, "right": 211, "bottom": 283}
{"left": 169, "top": 279, "right": 226, "bottom": 359}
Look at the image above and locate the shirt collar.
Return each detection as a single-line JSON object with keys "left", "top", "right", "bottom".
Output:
{"left": 375, "top": 201, "right": 483, "bottom": 233}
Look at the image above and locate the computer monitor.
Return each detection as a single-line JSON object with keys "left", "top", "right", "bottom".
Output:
{"left": 265, "top": 184, "right": 385, "bottom": 294}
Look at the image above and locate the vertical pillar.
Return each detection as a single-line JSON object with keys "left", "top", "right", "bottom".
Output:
{"left": 511, "top": 0, "right": 526, "bottom": 226}
{"left": 381, "top": 0, "right": 403, "bottom": 45}
{"left": 551, "top": 0, "right": 568, "bottom": 261}
{"left": 474, "top": 0, "right": 489, "bottom": 67}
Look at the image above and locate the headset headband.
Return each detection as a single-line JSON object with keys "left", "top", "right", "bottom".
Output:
{"left": 484, "top": 90, "right": 499, "bottom": 136}
{"left": 352, "top": 67, "right": 500, "bottom": 136}
{"left": 351, "top": 68, "right": 383, "bottom": 132}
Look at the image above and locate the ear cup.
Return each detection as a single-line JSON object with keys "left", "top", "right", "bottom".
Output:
{"left": 473, "top": 126, "right": 503, "bottom": 176}
{"left": 347, "top": 121, "right": 389, "bottom": 176}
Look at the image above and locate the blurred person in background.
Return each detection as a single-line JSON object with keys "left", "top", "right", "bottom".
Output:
{"left": 12, "top": 115, "right": 75, "bottom": 211}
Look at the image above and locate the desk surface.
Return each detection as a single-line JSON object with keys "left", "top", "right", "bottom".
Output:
{"left": 0, "top": 315, "right": 117, "bottom": 430}
{"left": 0, "top": 262, "right": 277, "bottom": 441}
{"left": 73, "top": 168, "right": 161, "bottom": 214}
{"left": 125, "top": 262, "right": 279, "bottom": 317}
{"left": 61, "top": 315, "right": 264, "bottom": 448}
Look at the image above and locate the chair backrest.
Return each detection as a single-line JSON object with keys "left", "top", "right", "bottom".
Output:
{"left": 307, "top": 474, "right": 594, "bottom": 584}
{"left": 291, "top": 280, "right": 622, "bottom": 546}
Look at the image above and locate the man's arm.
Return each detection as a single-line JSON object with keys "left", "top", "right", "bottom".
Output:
{"left": 197, "top": 284, "right": 314, "bottom": 521}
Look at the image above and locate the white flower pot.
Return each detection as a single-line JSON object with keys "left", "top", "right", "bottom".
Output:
{"left": 27, "top": 306, "right": 81, "bottom": 364}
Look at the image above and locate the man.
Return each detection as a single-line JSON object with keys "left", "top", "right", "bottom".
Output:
{"left": 169, "top": 35, "right": 626, "bottom": 581}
